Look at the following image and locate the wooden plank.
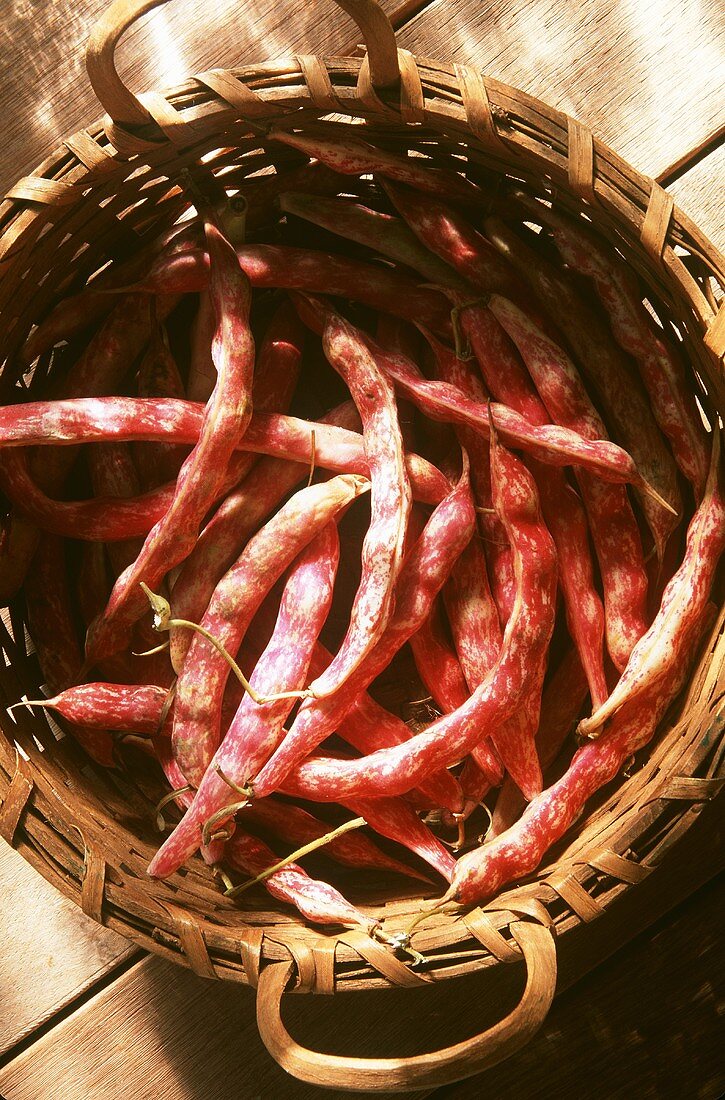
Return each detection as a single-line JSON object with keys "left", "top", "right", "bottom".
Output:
{"left": 396, "top": 0, "right": 725, "bottom": 178}
{"left": 1, "top": 792, "right": 721, "bottom": 1099}
{"left": 0, "top": 0, "right": 408, "bottom": 197}
{"left": 0, "top": 954, "right": 436, "bottom": 1100}
{"left": 669, "top": 144, "right": 725, "bottom": 256}
{"left": 0, "top": 842, "right": 136, "bottom": 1058}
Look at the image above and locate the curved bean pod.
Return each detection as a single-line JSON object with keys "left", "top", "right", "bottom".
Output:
{"left": 483, "top": 216, "right": 681, "bottom": 559}
{"left": 294, "top": 294, "right": 650, "bottom": 487}
{"left": 224, "top": 830, "right": 379, "bottom": 932}
{"left": 490, "top": 647, "right": 589, "bottom": 836}
{"left": 0, "top": 294, "right": 176, "bottom": 603}
{"left": 170, "top": 474, "right": 368, "bottom": 787}
{"left": 17, "top": 683, "right": 169, "bottom": 734}
{"left": 249, "top": 458, "right": 476, "bottom": 800}
{"left": 579, "top": 433, "right": 724, "bottom": 737}
{"left": 134, "top": 325, "right": 188, "bottom": 488}
{"left": 85, "top": 215, "right": 256, "bottom": 667}
{"left": 302, "top": 642, "right": 464, "bottom": 813}
{"left": 279, "top": 192, "right": 467, "bottom": 290}
{"left": 130, "top": 244, "right": 453, "bottom": 336}
{"left": 460, "top": 297, "right": 629, "bottom": 691}
{"left": 308, "top": 312, "right": 412, "bottom": 698}
{"left": 266, "top": 126, "right": 483, "bottom": 205}
{"left": 167, "top": 403, "right": 363, "bottom": 673}
{"left": 151, "top": 522, "right": 340, "bottom": 873}
{"left": 512, "top": 192, "right": 709, "bottom": 496}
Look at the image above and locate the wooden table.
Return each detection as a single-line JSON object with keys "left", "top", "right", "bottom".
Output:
{"left": 0, "top": 2, "right": 723, "bottom": 1097}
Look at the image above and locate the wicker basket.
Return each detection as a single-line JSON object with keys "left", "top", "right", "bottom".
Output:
{"left": 0, "top": 0, "right": 723, "bottom": 1090}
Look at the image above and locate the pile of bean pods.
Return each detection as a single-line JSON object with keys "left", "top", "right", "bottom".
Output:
{"left": 3, "top": 124, "right": 723, "bottom": 950}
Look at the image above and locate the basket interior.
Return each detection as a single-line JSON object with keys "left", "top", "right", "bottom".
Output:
{"left": 0, "top": 59, "right": 723, "bottom": 990}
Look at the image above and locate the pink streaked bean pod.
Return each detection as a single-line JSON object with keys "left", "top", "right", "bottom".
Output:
{"left": 128, "top": 244, "right": 454, "bottom": 337}
{"left": 483, "top": 215, "right": 681, "bottom": 560}
{"left": 85, "top": 211, "right": 256, "bottom": 668}
{"left": 224, "top": 829, "right": 379, "bottom": 933}
{"left": 579, "top": 433, "right": 724, "bottom": 737}
{"left": 307, "top": 310, "right": 412, "bottom": 699}
{"left": 149, "top": 521, "right": 340, "bottom": 874}
{"left": 512, "top": 191, "right": 709, "bottom": 497}
{"left": 170, "top": 474, "right": 368, "bottom": 789}
{"left": 267, "top": 126, "right": 483, "bottom": 205}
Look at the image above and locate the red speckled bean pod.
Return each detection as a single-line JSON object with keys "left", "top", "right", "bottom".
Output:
{"left": 171, "top": 474, "right": 368, "bottom": 788}
{"left": 490, "top": 647, "right": 589, "bottom": 836}
{"left": 513, "top": 192, "right": 709, "bottom": 497}
{"left": 130, "top": 244, "right": 453, "bottom": 337}
{"left": 258, "top": 434, "right": 556, "bottom": 801}
{"left": 294, "top": 294, "right": 647, "bottom": 487}
{"left": 441, "top": 535, "right": 542, "bottom": 801}
{"left": 0, "top": 447, "right": 255, "bottom": 544}
{"left": 87, "top": 444, "right": 174, "bottom": 684}
{"left": 161, "top": 297, "right": 307, "bottom": 569}
{"left": 0, "top": 399, "right": 447, "bottom": 505}
{"left": 243, "top": 798, "right": 432, "bottom": 882}
{"left": 459, "top": 298, "right": 619, "bottom": 697}
{"left": 0, "top": 450, "right": 179, "bottom": 541}
{"left": 279, "top": 192, "right": 467, "bottom": 290}
{"left": 483, "top": 216, "right": 681, "bottom": 559}
{"left": 442, "top": 539, "right": 501, "bottom": 695}
{"left": 307, "top": 312, "right": 412, "bottom": 698}
{"left": 22, "top": 536, "right": 115, "bottom": 767}
{"left": 85, "top": 214, "right": 256, "bottom": 667}
{"left": 170, "top": 519, "right": 341, "bottom": 862}
{"left": 22, "top": 683, "right": 169, "bottom": 733}
{"left": 305, "top": 789, "right": 454, "bottom": 883}
{"left": 375, "top": 351, "right": 647, "bottom": 486}
{"left": 273, "top": 756, "right": 457, "bottom": 878}
{"left": 446, "top": 602, "right": 713, "bottom": 907}
{"left": 579, "top": 434, "right": 724, "bottom": 737}
{"left": 266, "top": 126, "right": 483, "bottom": 205}
{"left": 223, "top": 829, "right": 379, "bottom": 932}
{"left": 453, "top": 757, "right": 495, "bottom": 824}
{"left": 250, "top": 459, "right": 476, "bottom": 800}
{"left": 187, "top": 290, "right": 217, "bottom": 403}
{"left": 536, "top": 475, "right": 608, "bottom": 706}
{"left": 150, "top": 522, "right": 339, "bottom": 875}
{"left": 89, "top": 442, "right": 144, "bottom": 577}
{"left": 382, "top": 180, "right": 548, "bottom": 323}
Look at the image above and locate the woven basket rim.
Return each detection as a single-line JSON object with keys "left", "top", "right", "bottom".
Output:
{"left": 0, "top": 47, "right": 723, "bottom": 995}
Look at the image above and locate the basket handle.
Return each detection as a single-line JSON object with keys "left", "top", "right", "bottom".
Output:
{"left": 86, "top": 0, "right": 400, "bottom": 130}
{"left": 255, "top": 921, "right": 557, "bottom": 1092}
